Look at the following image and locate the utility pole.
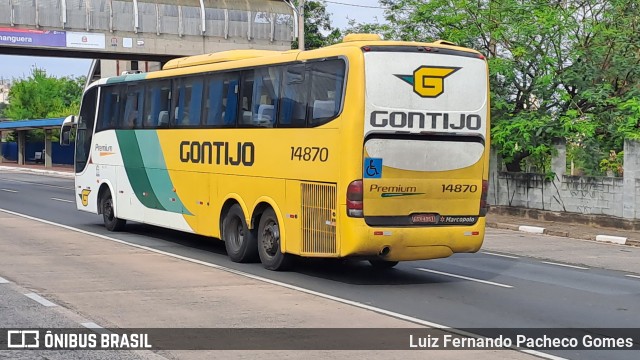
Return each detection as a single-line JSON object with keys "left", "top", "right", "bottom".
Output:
{"left": 297, "top": 0, "right": 305, "bottom": 50}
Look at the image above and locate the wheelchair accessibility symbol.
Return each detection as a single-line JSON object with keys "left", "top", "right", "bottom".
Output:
{"left": 364, "top": 158, "right": 382, "bottom": 178}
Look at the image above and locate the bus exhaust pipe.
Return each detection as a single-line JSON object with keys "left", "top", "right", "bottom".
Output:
{"left": 379, "top": 246, "right": 391, "bottom": 256}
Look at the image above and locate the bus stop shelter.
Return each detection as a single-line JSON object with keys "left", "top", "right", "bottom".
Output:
{"left": 0, "top": 118, "right": 65, "bottom": 168}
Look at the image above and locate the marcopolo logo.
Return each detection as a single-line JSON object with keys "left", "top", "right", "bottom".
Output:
{"left": 395, "top": 66, "right": 460, "bottom": 98}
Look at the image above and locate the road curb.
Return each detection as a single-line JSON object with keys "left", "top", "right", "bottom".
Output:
{"left": 487, "top": 221, "right": 637, "bottom": 247}
{"left": 518, "top": 225, "right": 545, "bottom": 234}
{"left": 0, "top": 165, "right": 73, "bottom": 178}
{"left": 595, "top": 235, "right": 627, "bottom": 245}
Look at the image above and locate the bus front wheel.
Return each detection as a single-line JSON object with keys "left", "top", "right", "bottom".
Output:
{"left": 257, "top": 208, "right": 293, "bottom": 271}
{"left": 101, "top": 191, "right": 126, "bottom": 232}
{"left": 222, "top": 204, "right": 258, "bottom": 263}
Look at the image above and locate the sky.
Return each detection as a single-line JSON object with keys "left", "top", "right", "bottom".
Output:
{"left": 0, "top": 0, "right": 386, "bottom": 81}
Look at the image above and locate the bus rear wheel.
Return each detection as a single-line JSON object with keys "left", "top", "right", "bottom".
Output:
{"left": 101, "top": 191, "right": 126, "bottom": 232}
{"left": 222, "top": 204, "right": 258, "bottom": 263}
{"left": 369, "top": 260, "right": 399, "bottom": 269}
{"left": 257, "top": 208, "right": 293, "bottom": 271}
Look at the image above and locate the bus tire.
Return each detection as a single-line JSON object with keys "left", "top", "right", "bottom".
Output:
{"left": 101, "top": 191, "right": 126, "bottom": 232}
{"left": 223, "top": 204, "right": 259, "bottom": 263}
{"left": 257, "top": 208, "right": 293, "bottom": 271}
{"left": 369, "top": 260, "right": 399, "bottom": 269}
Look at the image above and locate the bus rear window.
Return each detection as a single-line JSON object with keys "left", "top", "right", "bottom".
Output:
{"left": 365, "top": 137, "right": 485, "bottom": 172}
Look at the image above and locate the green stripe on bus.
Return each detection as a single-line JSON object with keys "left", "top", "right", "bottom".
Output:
{"left": 115, "top": 130, "right": 165, "bottom": 211}
{"left": 135, "top": 130, "right": 191, "bottom": 215}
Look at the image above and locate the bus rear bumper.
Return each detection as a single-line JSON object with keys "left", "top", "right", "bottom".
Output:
{"left": 340, "top": 216, "right": 486, "bottom": 262}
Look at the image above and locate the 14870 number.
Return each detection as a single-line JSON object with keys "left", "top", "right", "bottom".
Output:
{"left": 442, "top": 184, "right": 477, "bottom": 193}
{"left": 291, "top": 147, "right": 329, "bottom": 162}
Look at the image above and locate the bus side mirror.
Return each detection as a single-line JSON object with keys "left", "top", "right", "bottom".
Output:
{"left": 60, "top": 115, "right": 76, "bottom": 146}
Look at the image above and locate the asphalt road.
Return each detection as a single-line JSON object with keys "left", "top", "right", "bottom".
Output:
{"left": 1, "top": 171, "right": 639, "bottom": 360}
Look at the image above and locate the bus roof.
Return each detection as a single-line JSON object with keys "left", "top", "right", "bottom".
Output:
{"left": 325, "top": 34, "right": 482, "bottom": 57}
{"left": 161, "top": 34, "right": 482, "bottom": 71}
{"left": 87, "top": 34, "right": 483, "bottom": 87}
{"left": 162, "top": 49, "right": 301, "bottom": 70}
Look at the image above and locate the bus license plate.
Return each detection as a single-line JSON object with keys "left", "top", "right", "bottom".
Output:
{"left": 411, "top": 213, "right": 438, "bottom": 224}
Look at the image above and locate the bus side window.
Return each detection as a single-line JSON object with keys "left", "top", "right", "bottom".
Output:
{"left": 238, "top": 71, "right": 255, "bottom": 126}
{"left": 121, "top": 85, "right": 144, "bottom": 129}
{"left": 97, "top": 86, "right": 121, "bottom": 132}
{"left": 279, "top": 64, "right": 307, "bottom": 127}
{"left": 309, "top": 59, "right": 345, "bottom": 126}
{"left": 251, "top": 66, "right": 281, "bottom": 128}
{"left": 144, "top": 80, "right": 171, "bottom": 128}
{"left": 171, "top": 77, "right": 203, "bottom": 127}
{"left": 204, "top": 75, "right": 224, "bottom": 126}
{"left": 224, "top": 77, "right": 239, "bottom": 127}
{"left": 171, "top": 79, "right": 186, "bottom": 126}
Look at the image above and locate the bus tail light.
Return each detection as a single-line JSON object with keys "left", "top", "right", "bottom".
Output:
{"left": 480, "top": 180, "right": 489, "bottom": 216}
{"left": 347, "top": 179, "right": 364, "bottom": 218}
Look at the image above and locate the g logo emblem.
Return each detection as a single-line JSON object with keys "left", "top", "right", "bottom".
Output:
{"left": 396, "top": 66, "right": 460, "bottom": 98}
{"left": 413, "top": 66, "right": 459, "bottom": 97}
{"left": 79, "top": 189, "right": 91, "bottom": 207}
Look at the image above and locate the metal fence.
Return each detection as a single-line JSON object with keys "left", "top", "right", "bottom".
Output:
{"left": 1, "top": 0, "right": 293, "bottom": 42}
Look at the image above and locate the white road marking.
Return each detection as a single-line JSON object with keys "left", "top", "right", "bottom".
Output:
{"left": 0, "top": 177, "right": 74, "bottom": 190}
{"left": 0, "top": 276, "right": 9, "bottom": 284}
{"left": 415, "top": 267, "right": 513, "bottom": 288}
{"left": 0, "top": 207, "right": 564, "bottom": 360}
{"left": 51, "top": 197, "right": 74, "bottom": 203}
{"left": 541, "top": 261, "right": 589, "bottom": 270}
{"left": 481, "top": 251, "right": 519, "bottom": 259}
{"left": 625, "top": 274, "right": 640, "bottom": 279}
{"left": 81, "top": 322, "right": 103, "bottom": 329}
{"left": 24, "top": 292, "right": 58, "bottom": 307}
{"left": 1, "top": 188, "right": 17, "bottom": 193}
{"left": 81, "top": 322, "right": 113, "bottom": 335}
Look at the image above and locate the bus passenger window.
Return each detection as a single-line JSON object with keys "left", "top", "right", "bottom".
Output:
{"left": 309, "top": 60, "right": 345, "bottom": 126}
{"left": 204, "top": 73, "right": 239, "bottom": 127}
{"left": 279, "top": 64, "right": 307, "bottom": 127}
{"left": 172, "top": 77, "right": 203, "bottom": 127}
{"left": 121, "top": 86, "right": 144, "bottom": 129}
{"left": 144, "top": 80, "right": 170, "bottom": 128}
{"left": 97, "top": 87, "right": 121, "bottom": 132}
{"left": 204, "top": 76, "right": 224, "bottom": 126}
{"left": 251, "top": 66, "right": 281, "bottom": 127}
{"left": 238, "top": 71, "right": 255, "bottom": 126}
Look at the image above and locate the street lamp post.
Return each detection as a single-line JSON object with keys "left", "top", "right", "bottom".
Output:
{"left": 297, "top": 0, "right": 305, "bottom": 50}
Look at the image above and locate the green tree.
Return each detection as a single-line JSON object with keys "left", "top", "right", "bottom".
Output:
{"left": 349, "top": 0, "right": 640, "bottom": 174}
{"left": 291, "top": 0, "right": 341, "bottom": 50}
{"left": 4, "top": 68, "right": 85, "bottom": 142}
{"left": 560, "top": 0, "right": 640, "bottom": 174}
{"left": 4, "top": 68, "right": 84, "bottom": 120}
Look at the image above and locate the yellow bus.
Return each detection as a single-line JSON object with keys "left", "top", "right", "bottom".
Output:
{"left": 61, "top": 34, "right": 490, "bottom": 270}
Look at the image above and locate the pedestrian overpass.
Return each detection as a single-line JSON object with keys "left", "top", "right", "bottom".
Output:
{"left": 0, "top": 0, "right": 296, "bottom": 76}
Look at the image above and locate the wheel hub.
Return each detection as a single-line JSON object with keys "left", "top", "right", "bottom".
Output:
{"left": 234, "top": 221, "right": 244, "bottom": 247}
{"left": 262, "top": 222, "right": 280, "bottom": 256}
{"left": 104, "top": 200, "right": 114, "bottom": 220}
